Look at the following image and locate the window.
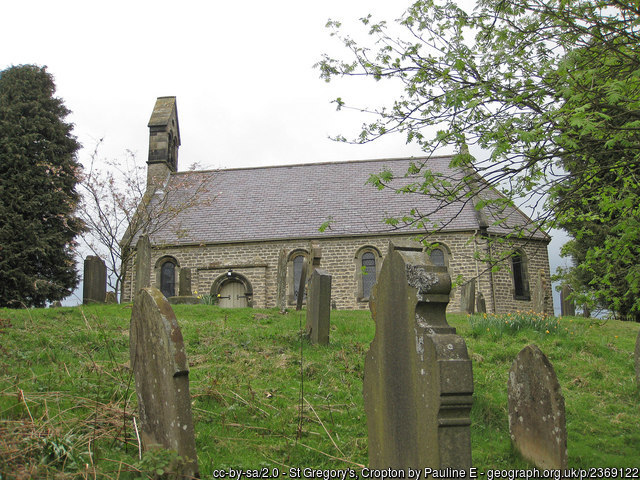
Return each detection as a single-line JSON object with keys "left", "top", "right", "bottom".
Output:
{"left": 293, "top": 254, "right": 305, "bottom": 300}
{"left": 361, "top": 252, "right": 377, "bottom": 299}
{"left": 512, "top": 251, "right": 530, "bottom": 300}
{"left": 287, "top": 250, "right": 308, "bottom": 304}
{"left": 429, "top": 248, "right": 445, "bottom": 266}
{"left": 160, "top": 261, "right": 176, "bottom": 298}
{"left": 355, "top": 246, "right": 381, "bottom": 302}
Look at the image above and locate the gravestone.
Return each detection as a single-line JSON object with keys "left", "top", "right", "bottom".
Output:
{"left": 296, "top": 257, "right": 308, "bottom": 311}
{"left": 309, "top": 243, "right": 322, "bottom": 273}
{"left": 560, "top": 285, "right": 575, "bottom": 316}
{"left": 51, "top": 301, "right": 62, "bottom": 308}
{"left": 460, "top": 281, "right": 475, "bottom": 314}
{"left": 105, "top": 291, "right": 117, "bottom": 304}
{"left": 134, "top": 234, "right": 152, "bottom": 295}
{"left": 533, "top": 269, "right": 547, "bottom": 313}
{"left": 305, "top": 269, "right": 332, "bottom": 345}
{"left": 130, "top": 287, "right": 199, "bottom": 477}
{"left": 508, "top": 344, "right": 567, "bottom": 470}
{"left": 275, "top": 248, "right": 287, "bottom": 310}
{"left": 635, "top": 330, "right": 640, "bottom": 386}
{"left": 178, "top": 268, "right": 192, "bottom": 297}
{"left": 363, "top": 242, "right": 473, "bottom": 470}
{"left": 476, "top": 292, "right": 487, "bottom": 314}
{"left": 83, "top": 256, "right": 106, "bottom": 304}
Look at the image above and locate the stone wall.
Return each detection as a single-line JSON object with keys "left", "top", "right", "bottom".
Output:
{"left": 121, "top": 232, "right": 553, "bottom": 315}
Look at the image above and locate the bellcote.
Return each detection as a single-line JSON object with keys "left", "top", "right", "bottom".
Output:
{"left": 147, "top": 96, "right": 180, "bottom": 189}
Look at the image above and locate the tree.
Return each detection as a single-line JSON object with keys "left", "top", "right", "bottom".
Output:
{"left": 317, "top": 0, "right": 640, "bottom": 318}
{"left": 78, "top": 143, "right": 212, "bottom": 302}
{"left": 0, "top": 65, "right": 83, "bottom": 308}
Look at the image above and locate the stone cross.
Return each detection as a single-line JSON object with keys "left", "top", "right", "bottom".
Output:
{"left": 130, "top": 287, "right": 199, "bottom": 478}
{"left": 295, "top": 257, "right": 308, "bottom": 311}
{"left": 83, "top": 255, "right": 106, "bottom": 304}
{"left": 560, "top": 284, "right": 575, "bottom": 316}
{"left": 179, "top": 267, "right": 192, "bottom": 297}
{"left": 460, "top": 280, "right": 475, "bottom": 314}
{"left": 305, "top": 269, "right": 332, "bottom": 345}
{"left": 508, "top": 344, "right": 567, "bottom": 469}
{"left": 275, "top": 248, "right": 287, "bottom": 311}
{"left": 363, "top": 242, "right": 473, "bottom": 470}
{"left": 134, "top": 234, "right": 152, "bottom": 295}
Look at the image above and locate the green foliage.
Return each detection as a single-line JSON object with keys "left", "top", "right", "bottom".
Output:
{"left": 0, "top": 64, "right": 83, "bottom": 307}
{"left": 316, "top": 1, "right": 640, "bottom": 316}
{"left": 468, "top": 311, "right": 568, "bottom": 339}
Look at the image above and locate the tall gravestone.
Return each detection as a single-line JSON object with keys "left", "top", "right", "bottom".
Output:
{"left": 508, "top": 344, "right": 567, "bottom": 469}
{"left": 533, "top": 269, "right": 547, "bottom": 314}
{"left": 130, "top": 287, "right": 199, "bottom": 478}
{"left": 476, "top": 292, "right": 487, "bottom": 314}
{"left": 275, "top": 248, "right": 287, "bottom": 311}
{"left": 134, "top": 234, "right": 152, "bottom": 295}
{"left": 83, "top": 256, "right": 107, "bottom": 304}
{"left": 460, "top": 281, "right": 475, "bottom": 314}
{"left": 306, "top": 269, "right": 332, "bottom": 345}
{"left": 560, "top": 285, "right": 575, "bottom": 317}
{"left": 363, "top": 242, "right": 473, "bottom": 470}
{"left": 179, "top": 267, "right": 192, "bottom": 297}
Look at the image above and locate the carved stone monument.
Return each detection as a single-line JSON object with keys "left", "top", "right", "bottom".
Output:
{"left": 83, "top": 256, "right": 106, "bottom": 304}
{"left": 508, "top": 344, "right": 567, "bottom": 469}
{"left": 560, "top": 284, "right": 575, "bottom": 317}
{"left": 178, "top": 267, "right": 192, "bottom": 297}
{"left": 363, "top": 242, "right": 473, "bottom": 470}
{"left": 134, "top": 234, "right": 152, "bottom": 295}
{"left": 306, "top": 269, "right": 332, "bottom": 345}
{"left": 460, "top": 281, "right": 475, "bottom": 314}
{"left": 130, "top": 288, "right": 199, "bottom": 478}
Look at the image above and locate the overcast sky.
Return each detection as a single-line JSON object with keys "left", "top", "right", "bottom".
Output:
{"left": 2, "top": 0, "right": 570, "bottom": 311}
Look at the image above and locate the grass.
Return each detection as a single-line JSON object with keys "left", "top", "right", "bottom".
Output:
{"left": 0, "top": 304, "right": 638, "bottom": 478}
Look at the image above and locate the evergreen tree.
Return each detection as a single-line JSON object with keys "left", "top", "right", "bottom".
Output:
{"left": 0, "top": 65, "right": 83, "bottom": 307}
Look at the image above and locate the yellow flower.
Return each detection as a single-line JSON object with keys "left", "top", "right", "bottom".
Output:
{"left": 545, "top": 330, "right": 550, "bottom": 334}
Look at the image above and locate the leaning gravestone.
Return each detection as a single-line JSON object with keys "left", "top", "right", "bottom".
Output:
{"left": 460, "top": 280, "right": 475, "bottom": 314}
{"left": 635, "top": 330, "right": 640, "bottom": 386}
{"left": 130, "top": 287, "right": 199, "bottom": 478}
{"left": 508, "top": 344, "right": 567, "bottom": 470}
{"left": 560, "top": 284, "right": 575, "bottom": 316}
{"left": 134, "top": 234, "right": 152, "bottom": 295}
{"left": 364, "top": 242, "right": 473, "bottom": 470}
{"left": 306, "top": 269, "right": 332, "bottom": 345}
{"left": 83, "top": 256, "right": 107, "bottom": 304}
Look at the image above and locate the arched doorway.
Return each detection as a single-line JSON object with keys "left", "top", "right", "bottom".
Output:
{"left": 210, "top": 271, "right": 253, "bottom": 308}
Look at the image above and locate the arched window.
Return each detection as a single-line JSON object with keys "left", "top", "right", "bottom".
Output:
{"left": 429, "top": 248, "right": 445, "bottom": 266}
{"left": 361, "top": 252, "right": 377, "bottom": 299}
{"left": 160, "top": 260, "right": 176, "bottom": 298}
{"left": 293, "top": 254, "right": 305, "bottom": 300}
{"left": 287, "top": 250, "right": 309, "bottom": 305}
{"left": 512, "top": 251, "right": 530, "bottom": 300}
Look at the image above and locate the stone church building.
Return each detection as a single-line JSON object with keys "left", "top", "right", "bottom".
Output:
{"left": 121, "top": 97, "right": 554, "bottom": 314}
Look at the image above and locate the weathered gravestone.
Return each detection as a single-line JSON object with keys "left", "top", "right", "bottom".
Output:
{"left": 306, "top": 269, "right": 332, "bottom": 345}
{"left": 560, "top": 284, "right": 576, "bottom": 317}
{"left": 363, "top": 242, "right": 473, "bottom": 470}
{"left": 83, "top": 256, "right": 106, "bottom": 304}
{"left": 296, "top": 257, "right": 308, "bottom": 311}
{"left": 476, "top": 292, "right": 487, "bottom": 314}
{"left": 105, "top": 291, "right": 117, "bottom": 304}
{"left": 508, "top": 344, "right": 567, "bottom": 470}
{"left": 130, "top": 287, "right": 199, "bottom": 478}
{"left": 635, "top": 330, "right": 640, "bottom": 386}
{"left": 179, "top": 268, "right": 192, "bottom": 297}
{"left": 134, "top": 234, "right": 152, "bottom": 295}
{"left": 275, "top": 248, "right": 287, "bottom": 311}
{"left": 460, "top": 280, "right": 475, "bottom": 314}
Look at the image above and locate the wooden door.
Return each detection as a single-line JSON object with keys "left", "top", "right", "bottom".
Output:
{"left": 218, "top": 281, "right": 248, "bottom": 308}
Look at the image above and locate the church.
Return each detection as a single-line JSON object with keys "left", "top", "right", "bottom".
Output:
{"left": 121, "top": 97, "right": 554, "bottom": 314}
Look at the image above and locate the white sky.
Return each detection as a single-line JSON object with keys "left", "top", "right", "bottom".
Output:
{"left": 2, "top": 0, "right": 570, "bottom": 311}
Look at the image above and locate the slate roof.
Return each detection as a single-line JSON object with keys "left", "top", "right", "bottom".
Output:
{"left": 145, "top": 156, "right": 548, "bottom": 246}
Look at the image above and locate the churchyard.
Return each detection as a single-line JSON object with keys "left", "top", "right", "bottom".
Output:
{"left": 0, "top": 299, "right": 639, "bottom": 477}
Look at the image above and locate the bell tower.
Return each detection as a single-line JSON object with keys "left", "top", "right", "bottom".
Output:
{"left": 146, "top": 96, "right": 180, "bottom": 190}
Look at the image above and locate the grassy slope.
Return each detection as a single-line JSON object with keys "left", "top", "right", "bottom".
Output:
{"left": 0, "top": 304, "right": 638, "bottom": 478}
